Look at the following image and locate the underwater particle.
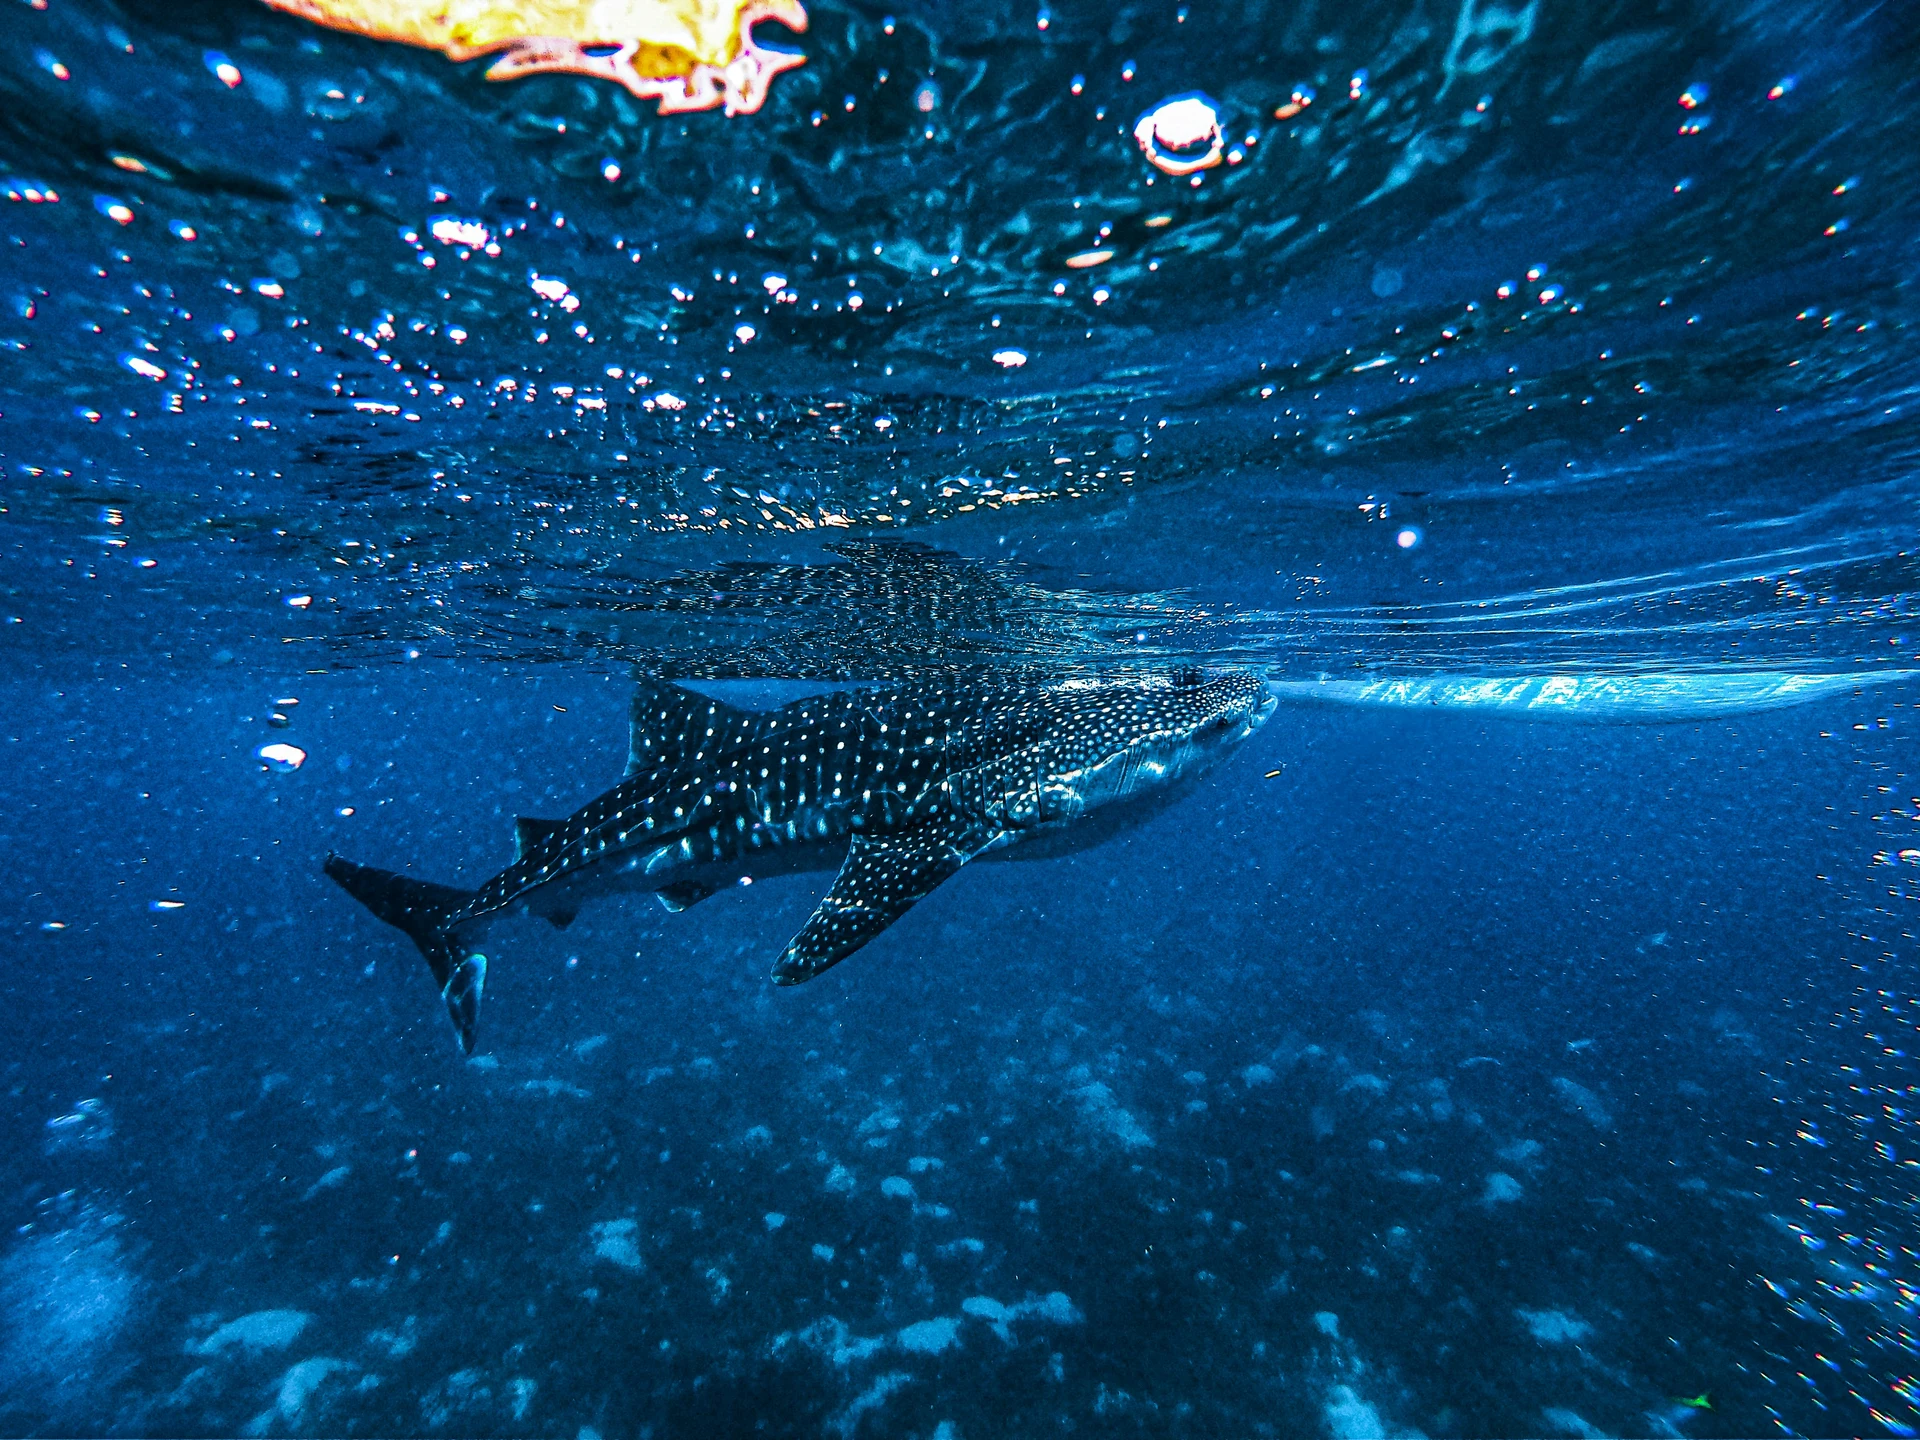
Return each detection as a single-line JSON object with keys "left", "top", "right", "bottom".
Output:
{"left": 1395, "top": 527, "right": 1420, "bottom": 549}
{"left": 1065, "top": 249, "right": 1113, "bottom": 269}
{"left": 1677, "top": 82, "right": 1707, "bottom": 109}
{"left": 40, "top": 921, "right": 66, "bottom": 931}
{"left": 1767, "top": 77, "right": 1794, "bottom": 100}
{"left": 529, "top": 273, "right": 574, "bottom": 305}
{"left": 204, "top": 50, "right": 243, "bottom": 87}
{"left": 148, "top": 899, "right": 185, "bottom": 911}
{"left": 914, "top": 80, "right": 939, "bottom": 113}
{"left": 601, "top": 158, "right": 621, "bottom": 181}
{"left": 991, "top": 348, "right": 1028, "bottom": 368}
{"left": 1273, "top": 84, "right": 1314, "bottom": 119}
{"left": 734, "top": 323, "right": 755, "bottom": 342}
{"left": 1133, "top": 92, "right": 1224, "bottom": 176}
{"left": 123, "top": 356, "right": 167, "bottom": 381}
{"left": 44, "top": 1098, "right": 114, "bottom": 1154}
{"left": 260, "top": 0, "right": 809, "bottom": 115}
{"left": 430, "top": 216, "right": 490, "bottom": 247}
{"left": 258, "top": 743, "right": 307, "bottom": 772}
{"left": 169, "top": 220, "right": 198, "bottom": 240}
{"left": 285, "top": 593, "right": 312, "bottom": 608}
{"left": 95, "top": 197, "right": 134, "bottom": 225}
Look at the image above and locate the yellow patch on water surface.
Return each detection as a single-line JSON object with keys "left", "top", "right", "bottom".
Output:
{"left": 260, "top": 0, "right": 808, "bottom": 115}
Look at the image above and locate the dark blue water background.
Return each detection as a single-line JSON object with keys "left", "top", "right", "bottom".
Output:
{"left": 2, "top": 0, "right": 1917, "bottom": 1434}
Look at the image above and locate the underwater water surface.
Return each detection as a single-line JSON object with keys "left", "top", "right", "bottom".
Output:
{"left": 1, "top": 0, "right": 1917, "bottom": 1435}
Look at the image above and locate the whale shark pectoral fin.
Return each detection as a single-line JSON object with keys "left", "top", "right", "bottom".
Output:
{"left": 656, "top": 880, "right": 722, "bottom": 913}
{"left": 772, "top": 820, "right": 998, "bottom": 985}
{"left": 513, "top": 816, "right": 565, "bottom": 860}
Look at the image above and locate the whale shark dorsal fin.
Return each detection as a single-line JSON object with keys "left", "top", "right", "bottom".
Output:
{"left": 627, "top": 681, "right": 759, "bottom": 780}
{"left": 513, "top": 816, "right": 566, "bottom": 860}
{"left": 772, "top": 820, "right": 1000, "bottom": 985}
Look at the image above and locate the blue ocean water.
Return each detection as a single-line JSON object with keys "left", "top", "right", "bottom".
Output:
{"left": 2, "top": 0, "right": 1917, "bottom": 1435}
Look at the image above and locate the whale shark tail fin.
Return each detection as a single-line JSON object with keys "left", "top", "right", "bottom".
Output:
{"left": 323, "top": 853, "right": 486, "bottom": 1055}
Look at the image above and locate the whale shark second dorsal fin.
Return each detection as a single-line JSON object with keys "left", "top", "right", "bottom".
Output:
{"left": 627, "top": 681, "right": 759, "bottom": 779}
{"left": 513, "top": 816, "right": 565, "bottom": 859}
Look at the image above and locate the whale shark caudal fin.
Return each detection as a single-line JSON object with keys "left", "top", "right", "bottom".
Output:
{"left": 772, "top": 819, "right": 1002, "bottom": 985}
{"left": 322, "top": 854, "right": 487, "bottom": 1055}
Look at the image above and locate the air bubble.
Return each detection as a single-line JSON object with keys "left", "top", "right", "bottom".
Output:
{"left": 1133, "top": 93, "right": 1224, "bottom": 176}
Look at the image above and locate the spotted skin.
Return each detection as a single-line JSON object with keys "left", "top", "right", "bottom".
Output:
{"left": 325, "top": 670, "right": 1274, "bottom": 1052}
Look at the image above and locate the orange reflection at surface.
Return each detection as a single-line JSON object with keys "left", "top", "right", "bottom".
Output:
{"left": 260, "top": 0, "right": 807, "bottom": 115}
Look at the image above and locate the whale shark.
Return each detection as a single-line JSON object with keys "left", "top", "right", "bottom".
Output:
{"left": 325, "top": 669, "right": 1274, "bottom": 1053}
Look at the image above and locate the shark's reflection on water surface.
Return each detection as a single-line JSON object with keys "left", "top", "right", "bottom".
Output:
{"left": 327, "top": 668, "right": 1275, "bottom": 1053}
{"left": 427, "top": 540, "right": 1230, "bottom": 681}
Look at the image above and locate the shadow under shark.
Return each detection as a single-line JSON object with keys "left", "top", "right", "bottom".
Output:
{"left": 325, "top": 670, "right": 1274, "bottom": 1053}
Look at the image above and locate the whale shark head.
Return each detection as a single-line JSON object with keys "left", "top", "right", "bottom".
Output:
{"left": 1038, "top": 669, "right": 1275, "bottom": 819}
